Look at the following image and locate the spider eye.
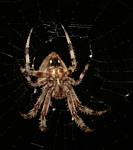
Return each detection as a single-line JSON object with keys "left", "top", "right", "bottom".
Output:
{"left": 50, "top": 60, "right": 53, "bottom": 64}
{"left": 58, "top": 60, "right": 60, "bottom": 63}
{"left": 49, "top": 58, "right": 61, "bottom": 67}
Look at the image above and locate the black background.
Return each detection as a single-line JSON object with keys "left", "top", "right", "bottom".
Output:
{"left": 0, "top": 0, "right": 133, "bottom": 150}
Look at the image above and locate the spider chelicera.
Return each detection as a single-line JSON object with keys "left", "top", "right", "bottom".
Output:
{"left": 20, "top": 25, "right": 109, "bottom": 133}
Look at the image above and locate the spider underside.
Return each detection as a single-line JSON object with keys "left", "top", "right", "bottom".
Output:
{"left": 20, "top": 25, "right": 109, "bottom": 133}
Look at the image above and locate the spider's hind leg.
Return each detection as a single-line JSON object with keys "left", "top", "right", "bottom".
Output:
{"left": 70, "top": 83, "right": 110, "bottom": 116}
{"left": 77, "top": 103, "right": 110, "bottom": 116}
{"left": 39, "top": 89, "right": 52, "bottom": 132}
{"left": 66, "top": 88, "right": 94, "bottom": 133}
{"left": 21, "top": 92, "right": 45, "bottom": 119}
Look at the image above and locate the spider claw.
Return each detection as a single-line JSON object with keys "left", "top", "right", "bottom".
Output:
{"left": 20, "top": 113, "right": 32, "bottom": 119}
{"left": 39, "top": 125, "right": 47, "bottom": 132}
{"left": 84, "top": 127, "right": 95, "bottom": 133}
{"left": 96, "top": 106, "right": 111, "bottom": 116}
{"left": 20, "top": 67, "right": 26, "bottom": 74}
{"left": 96, "top": 110, "right": 107, "bottom": 116}
{"left": 20, "top": 113, "right": 29, "bottom": 119}
{"left": 39, "top": 117, "right": 47, "bottom": 132}
{"left": 20, "top": 109, "right": 37, "bottom": 119}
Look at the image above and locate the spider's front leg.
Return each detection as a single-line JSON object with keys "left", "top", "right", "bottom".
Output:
{"left": 21, "top": 28, "right": 47, "bottom": 86}
{"left": 74, "top": 44, "right": 93, "bottom": 85}
{"left": 20, "top": 28, "right": 36, "bottom": 86}
{"left": 20, "top": 28, "right": 33, "bottom": 73}
{"left": 75, "top": 63, "right": 90, "bottom": 85}
{"left": 62, "top": 25, "right": 77, "bottom": 73}
{"left": 25, "top": 28, "right": 33, "bottom": 72}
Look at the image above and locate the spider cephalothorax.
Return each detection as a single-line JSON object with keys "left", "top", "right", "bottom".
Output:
{"left": 21, "top": 25, "right": 109, "bottom": 133}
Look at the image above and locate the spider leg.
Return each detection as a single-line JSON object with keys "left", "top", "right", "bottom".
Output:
{"left": 21, "top": 29, "right": 47, "bottom": 86}
{"left": 25, "top": 28, "right": 33, "bottom": 72}
{"left": 21, "top": 85, "right": 49, "bottom": 119}
{"left": 77, "top": 103, "right": 110, "bottom": 116}
{"left": 20, "top": 28, "right": 37, "bottom": 86}
{"left": 65, "top": 86, "right": 94, "bottom": 133}
{"left": 21, "top": 93, "right": 44, "bottom": 119}
{"left": 74, "top": 44, "right": 93, "bottom": 85}
{"left": 39, "top": 88, "right": 53, "bottom": 132}
{"left": 69, "top": 86, "right": 110, "bottom": 115}
{"left": 75, "top": 63, "right": 90, "bottom": 85}
{"left": 20, "top": 67, "right": 47, "bottom": 87}
{"left": 61, "top": 25, "right": 77, "bottom": 73}
{"left": 21, "top": 28, "right": 47, "bottom": 85}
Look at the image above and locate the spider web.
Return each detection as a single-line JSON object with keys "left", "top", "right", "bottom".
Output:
{"left": 0, "top": 0, "right": 133, "bottom": 149}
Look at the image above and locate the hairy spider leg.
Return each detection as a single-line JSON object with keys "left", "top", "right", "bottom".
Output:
{"left": 20, "top": 28, "right": 47, "bottom": 86}
{"left": 61, "top": 25, "right": 77, "bottom": 73}
{"left": 74, "top": 43, "right": 93, "bottom": 85}
{"left": 39, "top": 88, "right": 53, "bottom": 131}
{"left": 20, "top": 28, "right": 35, "bottom": 85}
{"left": 25, "top": 28, "right": 33, "bottom": 71}
{"left": 21, "top": 87, "right": 47, "bottom": 119}
{"left": 77, "top": 104, "right": 110, "bottom": 116}
{"left": 65, "top": 86, "right": 94, "bottom": 133}
{"left": 70, "top": 84, "right": 110, "bottom": 116}
{"left": 75, "top": 63, "right": 90, "bottom": 85}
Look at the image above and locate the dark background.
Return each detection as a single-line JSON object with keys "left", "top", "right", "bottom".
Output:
{"left": 0, "top": 0, "right": 133, "bottom": 150}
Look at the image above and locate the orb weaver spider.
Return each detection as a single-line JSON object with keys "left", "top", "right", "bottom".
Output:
{"left": 20, "top": 25, "right": 109, "bottom": 133}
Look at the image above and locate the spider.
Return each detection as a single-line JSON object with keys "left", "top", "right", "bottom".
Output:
{"left": 20, "top": 25, "right": 109, "bottom": 133}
